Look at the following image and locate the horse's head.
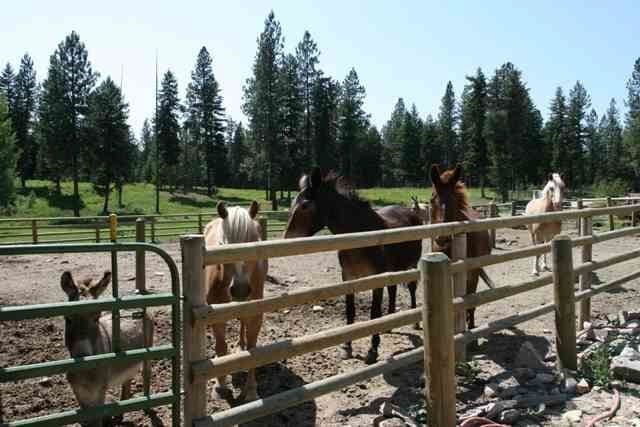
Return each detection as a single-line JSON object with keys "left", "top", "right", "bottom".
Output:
{"left": 542, "top": 173, "right": 566, "bottom": 210}
{"left": 430, "top": 164, "right": 465, "bottom": 224}
{"left": 216, "top": 201, "right": 263, "bottom": 302}
{"left": 60, "top": 270, "right": 111, "bottom": 358}
{"left": 284, "top": 167, "right": 328, "bottom": 239}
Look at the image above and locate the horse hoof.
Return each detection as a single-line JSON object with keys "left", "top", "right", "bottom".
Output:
{"left": 413, "top": 322, "right": 421, "bottom": 330}
{"left": 531, "top": 271, "right": 539, "bottom": 277}
{"left": 365, "top": 350, "right": 379, "bottom": 365}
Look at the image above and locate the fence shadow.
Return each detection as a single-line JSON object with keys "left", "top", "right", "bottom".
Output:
{"left": 230, "top": 362, "right": 317, "bottom": 427}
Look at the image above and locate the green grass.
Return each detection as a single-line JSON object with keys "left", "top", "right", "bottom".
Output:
{"left": 3, "top": 180, "right": 497, "bottom": 219}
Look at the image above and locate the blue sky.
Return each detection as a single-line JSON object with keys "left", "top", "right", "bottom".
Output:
{"left": 2, "top": 1, "right": 638, "bottom": 136}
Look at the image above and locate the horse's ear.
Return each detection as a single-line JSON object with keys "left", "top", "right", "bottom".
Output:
{"left": 217, "top": 201, "right": 228, "bottom": 219}
{"left": 90, "top": 271, "right": 111, "bottom": 299}
{"left": 453, "top": 164, "right": 462, "bottom": 183}
{"left": 249, "top": 201, "right": 259, "bottom": 219}
{"left": 548, "top": 173, "right": 554, "bottom": 182}
{"left": 430, "top": 164, "right": 441, "bottom": 186}
{"left": 299, "top": 174, "right": 309, "bottom": 190}
{"left": 61, "top": 271, "right": 78, "bottom": 301}
{"left": 310, "top": 167, "right": 322, "bottom": 188}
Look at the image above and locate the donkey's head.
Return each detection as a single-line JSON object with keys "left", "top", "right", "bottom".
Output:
{"left": 60, "top": 271, "right": 111, "bottom": 358}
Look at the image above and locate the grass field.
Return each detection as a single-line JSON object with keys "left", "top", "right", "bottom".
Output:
{"left": 3, "top": 180, "right": 497, "bottom": 219}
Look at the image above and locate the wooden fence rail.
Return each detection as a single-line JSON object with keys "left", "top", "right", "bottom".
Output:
{"left": 181, "top": 202, "right": 640, "bottom": 426}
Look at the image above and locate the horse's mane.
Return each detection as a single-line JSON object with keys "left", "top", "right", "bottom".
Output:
{"left": 439, "top": 170, "right": 470, "bottom": 210}
{"left": 323, "top": 172, "right": 371, "bottom": 208}
{"left": 204, "top": 206, "right": 259, "bottom": 246}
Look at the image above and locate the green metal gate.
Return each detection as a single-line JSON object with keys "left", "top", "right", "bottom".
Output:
{"left": 0, "top": 243, "right": 181, "bottom": 426}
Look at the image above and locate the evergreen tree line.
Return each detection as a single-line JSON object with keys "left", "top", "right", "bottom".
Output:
{"left": 2, "top": 13, "right": 640, "bottom": 212}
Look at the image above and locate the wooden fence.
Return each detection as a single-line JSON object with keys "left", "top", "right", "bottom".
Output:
{"left": 180, "top": 203, "right": 640, "bottom": 426}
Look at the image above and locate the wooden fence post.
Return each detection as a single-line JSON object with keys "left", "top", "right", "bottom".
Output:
{"left": 452, "top": 233, "right": 467, "bottom": 361}
{"left": 511, "top": 201, "right": 517, "bottom": 217}
{"left": 135, "top": 218, "right": 146, "bottom": 294}
{"left": 576, "top": 199, "right": 583, "bottom": 232}
{"left": 31, "top": 220, "right": 38, "bottom": 244}
{"left": 489, "top": 202, "right": 497, "bottom": 248}
{"left": 150, "top": 220, "right": 156, "bottom": 243}
{"left": 421, "top": 253, "right": 456, "bottom": 427}
{"left": 95, "top": 220, "right": 101, "bottom": 243}
{"left": 109, "top": 214, "right": 118, "bottom": 242}
{"left": 579, "top": 215, "right": 593, "bottom": 327}
{"left": 607, "top": 197, "right": 614, "bottom": 231}
{"left": 181, "top": 235, "right": 207, "bottom": 425}
{"left": 552, "top": 235, "right": 577, "bottom": 371}
{"left": 259, "top": 217, "right": 268, "bottom": 241}
{"left": 633, "top": 200, "right": 639, "bottom": 226}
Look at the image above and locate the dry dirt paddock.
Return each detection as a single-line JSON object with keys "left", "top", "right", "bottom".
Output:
{"left": 1, "top": 224, "right": 640, "bottom": 426}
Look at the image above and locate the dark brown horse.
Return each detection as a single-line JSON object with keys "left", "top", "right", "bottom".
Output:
{"left": 430, "top": 164, "right": 493, "bottom": 331}
{"left": 284, "top": 168, "right": 422, "bottom": 363}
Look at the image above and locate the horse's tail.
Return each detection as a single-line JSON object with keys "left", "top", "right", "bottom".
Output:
{"left": 479, "top": 268, "right": 496, "bottom": 289}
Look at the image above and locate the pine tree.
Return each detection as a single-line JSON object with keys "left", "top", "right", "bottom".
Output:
{"left": 566, "top": 81, "right": 591, "bottom": 187}
{"left": 138, "top": 119, "right": 154, "bottom": 182}
{"left": 13, "top": 54, "right": 39, "bottom": 188}
{"left": 423, "top": 114, "right": 440, "bottom": 184}
{"left": 338, "top": 68, "right": 367, "bottom": 179}
{"left": 546, "top": 87, "right": 569, "bottom": 176}
{"left": 296, "top": 31, "right": 321, "bottom": 165}
{"left": 157, "top": 70, "right": 182, "bottom": 190}
{"left": 0, "top": 64, "right": 16, "bottom": 112}
{"left": 381, "top": 98, "right": 406, "bottom": 186}
{"left": 401, "top": 104, "right": 423, "bottom": 184}
{"left": 311, "top": 76, "right": 339, "bottom": 171}
{"left": 51, "top": 32, "right": 98, "bottom": 215}
{"left": 278, "top": 53, "right": 304, "bottom": 195}
{"left": 86, "top": 78, "right": 130, "bottom": 213}
{"left": 243, "top": 11, "right": 285, "bottom": 200}
{"left": 624, "top": 58, "right": 640, "bottom": 189}
{"left": 229, "top": 122, "right": 249, "bottom": 186}
{"left": 584, "top": 109, "right": 601, "bottom": 183}
{"left": 601, "top": 98, "right": 624, "bottom": 181}
{"left": 185, "top": 47, "right": 225, "bottom": 194}
{"left": 460, "top": 68, "right": 487, "bottom": 194}
{"left": 438, "top": 81, "right": 458, "bottom": 167}
{"left": 0, "top": 95, "right": 17, "bottom": 208}
{"left": 359, "top": 126, "right": 383, "bottom": 187}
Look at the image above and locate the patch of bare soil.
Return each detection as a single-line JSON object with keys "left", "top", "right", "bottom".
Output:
{"left": 1, "top": 224, "right": 640, "bottom": 426}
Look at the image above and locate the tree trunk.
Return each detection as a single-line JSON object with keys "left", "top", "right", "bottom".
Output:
{"left": 102, "top": 183, "right": 110, "bottom": 215}
{"left": 21, "top": 176, "right": 26, "bottom": 189}
{"left": 271, "top": 189, "right": 277, "bottom": 211}
{"left": 117, "top": 184, "right": 123, "bottom": 208}
{"left": 55, "top": 177, "right": 61, "bottom": 194}
{"left": 72, "top": 153, "right": 80, "bottom": 217}
{"left": 480, "top": 176, "right": 486, "bottom": 199}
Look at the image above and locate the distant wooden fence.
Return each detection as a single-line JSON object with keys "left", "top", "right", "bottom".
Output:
{"left": 180, "top": 203, "right": 640, "bottom": 426}
{"left": 0, "top": 209, "right": 290, "bottom": 245}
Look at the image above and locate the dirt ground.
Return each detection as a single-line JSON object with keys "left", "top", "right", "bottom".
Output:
{"left": 2, "top": 224, "right": 640, "bottom": 426}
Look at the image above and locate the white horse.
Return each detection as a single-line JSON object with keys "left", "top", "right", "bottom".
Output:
{"left": 525, "top": 173, "right": 566, "bottom": 275}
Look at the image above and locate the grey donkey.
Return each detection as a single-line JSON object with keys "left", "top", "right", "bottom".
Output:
{"left": 60, "top": 270, "right": 154, "bottom": 426}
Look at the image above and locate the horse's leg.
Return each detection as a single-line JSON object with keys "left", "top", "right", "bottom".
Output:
{"left": 213, "top": 322, "right": 229, "bottom": 391}
{"left": 366, "top": 287, "right": 384, "bottom": 364}
{"left": 387, "top": 284, "right": 397, "bottom": 314}
{"left": 466, "top": 271, "right": 480, "bottom": 350}
{"left": 530, "top": 229, "right": 540, "bottom": 276}
{"left": 239, "top": 314, "right": 262, "bottom": 401}
{"left": 340, "top": 292, "right": 356, "bottom": 360}
{"left": 408, "top": 281, "right": 420, "bottom": 329}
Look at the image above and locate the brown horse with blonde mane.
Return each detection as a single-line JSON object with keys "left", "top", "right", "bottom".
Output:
{"left": 204, "top": 201, "right": 267, "bottom": 401}
{"left": 430, "top": 164, "right": 493, "bottom": 331}
{"left": 284, "top": 168, "right": 422, "bottom": 364}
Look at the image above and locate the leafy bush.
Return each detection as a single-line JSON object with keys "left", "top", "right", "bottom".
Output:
{"left": 592, "top": 179, "right": 631, "bottom": 198}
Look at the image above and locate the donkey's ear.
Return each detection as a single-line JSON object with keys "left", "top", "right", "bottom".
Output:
{"left": 217, "top": 201, "right": 228, "bottom": 219}
{"left": 430, "top": 164, "right": 441, "bottom": 186}
{"left": 61, "top": 271, "right": 78, "bottom": 301}
{"left": 310, "top": 167, "right": 322, "bottom": 188}
{"left": 452, "top": 164, "right": 463, "bottom": 183}
{"left": 90, "top": 271, "right": 111, "bottom": 298}
{"left": 249, "top": 200, "right": 259, "bottom": 219}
